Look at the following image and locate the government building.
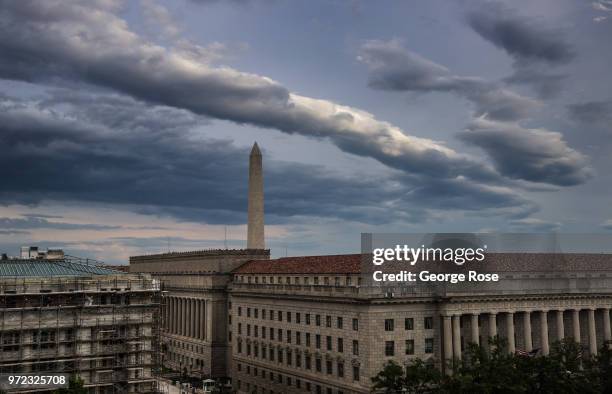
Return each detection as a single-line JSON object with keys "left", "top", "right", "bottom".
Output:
{"left": 130, "top": 143, "right": 612, "bottom": 394}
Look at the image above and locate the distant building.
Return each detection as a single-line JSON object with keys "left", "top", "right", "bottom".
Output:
{"left": 18, "top": 246, "right": 65, "bottom": 260}
{"left": 0, "top": 257, "right": 161, "bottom": 393}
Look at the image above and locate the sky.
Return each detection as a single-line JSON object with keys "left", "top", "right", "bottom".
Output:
{"left": 1, "top": 0, "right": 612, "bottom": 264}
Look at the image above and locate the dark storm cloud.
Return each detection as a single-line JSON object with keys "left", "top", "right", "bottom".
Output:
{"left": 0, "top": 92, "right": 532, "bottom": 224}
{"left": 467, "top": 3, "right": 574, "bottom": 98}
{"left": 0, "top": 216, "right": 120, "bottom": 231}
{"left": 358, "top": 40, "right": 591, "bottom": 186}
{"left": 0, "top": 1, "right": 499, "bottom": 185}
{"left": 568, "top": 100, "right": 612, "bottom": 127}
{"left": 358, "top": 40, "right": 540, "bottom": 121}
{"left": 458, "top": 118, "right": 592, "bottom": 186}
{"left": 467, "top": 3, "right": 574, "bottom": 65}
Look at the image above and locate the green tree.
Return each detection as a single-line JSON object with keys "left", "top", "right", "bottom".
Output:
{"left": 371, "top": 360, "right": 405, "bottom": 393}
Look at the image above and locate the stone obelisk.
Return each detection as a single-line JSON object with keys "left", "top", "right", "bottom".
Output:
{"left": 247, "top": 142, "right": 265, "bottom": 249}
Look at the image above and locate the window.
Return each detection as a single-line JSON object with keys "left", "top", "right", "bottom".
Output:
{"left": 326, "top": 315, "right": 332, "bottom": 327}
{"left": 326, "top": 360, "right": 332, "bottom": 374}
{"left": 352, "top": 340, "right": 359, "bottom": 356}
{"left": 337, "top": 338, "right": 343, "bottom": 353}
{"left": 238, "top": 323, "right": 242, "bottom": 335}
{"left": 385, "top": 319, "right": 394, "bottom": 331}
{"left": 385, "top": 341, "right": 395, "bottom": 356}
{"left": 316, "top": 358, "right": 322, "bottom": 372}
{"left": 269, "top": 347, "right": 275, "bottom": 361}
{"left": 270, "top": 327, "right": 274, "bottom": 340}
{"left": 316, "top": 315, "right": 321, "bottom": 326}
{"left": 262, "top": 309, "right": 266, "bottom": 319}
{"left": 335, "top": 277, "right": 340, "bottom": 286}
{"left": 287, "top": 330, "right": 291, "bottom": 343}
{"left": 296, "top": 331, "right": 301, "bottom": 345}
{"left": 270, "top": 310, "right": 275, "bottom": 321}
{"left": 296, "top": 313, "right": 301, "bottom": 324}
{"left": 238, "top": 306, "right": 242, "bottom": 316}
{"left": 262, "top": 326, "right": 266, "bottom": 339}
{"left": 424, "top": 317, "right": 434, "bottom": 329}
{"left": 278, "top": 329, "right": 282, "bottom": 341}
{"left": 405, "top": 317, "right": 414, "bottom": 330}
{"left": 305, "top": 354, "right": 312, "bottom": 370}
{"left": 254, "top": 308, "right": 259, "bottom": 318}
{"left": 247, "top": 324, "right": 251, "bottom": 336}
{"left": 326, "top": 336, "right": 332, "bottom": 351}
{"left": 287, "top": 350, "right": 292, "bottom": 366}
{"left": 296, "top": 352, "right": 302, "bottom": 367}
{"left": 278, "top": 312, "right": 283, "bottom": 322}
{"left": 247, "top": 308, "right": 251, "bottom": 318}
{"left": 425, "top": 338, "right": 434, "bottom": 354}
{"left": 337, "top": 361, "right": 344, "bottom": 377}
{"left": 405, "top": 339, "right": 414, "bottom": 355}
{"left": 287, "top": 312, "right": 292, "bottom": 323}
{"left": 278, "top": 348, "right": 283, "bottom": 363}
{"left": 352, "top": 318, "right": 359, "bottom": 331}
{"left": 316, "top": 334, "right": 321, "bottom": 349}
{"left": 337, "top": 317, "right": 343, "bottom": 329}
{"left": 306, "top": 333, "right": 311, "bottom": 347}
{"left": 254, "top": 325, "right": 258, "bottom": 337}
{"left": 353, "top": 365, "right": 360, "bottom": 381}
{"left": 306, "top": 314, "right": 311, "bottom": 325}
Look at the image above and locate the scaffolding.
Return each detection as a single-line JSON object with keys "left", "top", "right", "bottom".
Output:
{"left": 0, "top": 274, "right": 162, "bottom": 393}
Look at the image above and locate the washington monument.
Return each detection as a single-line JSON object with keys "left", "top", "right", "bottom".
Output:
{"left": 247, "top": 142, "right": 265, "bottom": 249}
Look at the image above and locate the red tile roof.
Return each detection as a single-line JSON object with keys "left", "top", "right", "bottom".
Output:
{"left": 232, "top": 253, "right": 612, "bottom": 274}
{"left": 233, "top": 254, "right": 362, "bottom": 274}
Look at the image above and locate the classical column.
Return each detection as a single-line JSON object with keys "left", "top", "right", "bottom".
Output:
{"left": 201, "top": 300, "right": 207, "bottom": 340}
{"left": 196, "top": 300, "right": 201, "bottom": 340}
{"left": 524, "top": 312, "right": 533, "bottom": 351}
{"left": 443, "top": 315, "right": 453, "bottom": 371}
{"left": 452, "top": 315, "right": 461, "bottom": 360}
{"left": 206, "top": 299, "right": 212, "bottom": 341}
{"left": 572, "top": 309, "right": 581, "bottom": 343}
{"left": 193, "top": 299, "right": 198, "bottom": 338}
{"left": 182, "top": 298, "right": 187, "bottom": 336}
{"left": 540, "top": 311, "right": 549, "bottom": 356}
{"left": 603, "top": 308, "right": 611, "bottom": 345}
{"left": 588, "top": 309, "right": 597, "bottom": 355}
{"left": 556, "top": 310, "right": 565, "bottom": 341}
{"left": 471, "top": 314, "right": 479, "bottom": 345}
{"left": 489, "top": 313, "right": 497, "bottom": 338}
{"left": 507, "top": 312, "right": 515, "bottom": 353}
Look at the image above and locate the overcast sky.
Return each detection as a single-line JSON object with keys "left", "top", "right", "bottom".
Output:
{"left": 1, "top": 0, "right": 611, "bottom": 263}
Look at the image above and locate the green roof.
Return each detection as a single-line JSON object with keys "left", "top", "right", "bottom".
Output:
{"left": 0, "top": 259, "right": 124, "bottom": 277}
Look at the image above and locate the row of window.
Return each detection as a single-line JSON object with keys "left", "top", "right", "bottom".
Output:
{"left": 234, "top": 308, "right": 358, "bottom": 330}
{"left": 384, "top": 317, "right": 434, "bottom": 331}
{"left": 235, "top": 275, "right": 362, "bottom": 287}
{"left": 236, "top": 341, "right": 360, "bottom": 380}
{"left": 237, "top": 360, "right": 359, "bottom": 388}
{"left": 236, "top": 363, "right": 350, "bottom": 394}
{"left": 236, "top": 330, "right": 358, "bottom": 354}
{"left": 236, "top": 326, "right": 357, "bottom": 352}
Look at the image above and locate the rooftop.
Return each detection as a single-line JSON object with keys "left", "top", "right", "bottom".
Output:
{"left": 232, "top": 253, "right": 612, "bottom": 274}
{"left": 0, "top": 258, "right": 125, "bottom": 277}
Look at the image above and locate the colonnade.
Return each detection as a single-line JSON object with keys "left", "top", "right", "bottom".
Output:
{"left": 164, "top": 296, "right": 209, "bottom": 340}
{"left": 443, "top": 307, "right": 611, "bottom": 363}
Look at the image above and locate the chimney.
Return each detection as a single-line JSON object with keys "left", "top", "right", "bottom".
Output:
{"left": 247, "top": 142, "right": 265, "bottom": 249}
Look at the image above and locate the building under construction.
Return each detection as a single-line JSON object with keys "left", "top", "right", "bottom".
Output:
{"left": 0, "top": 257, "right": 161, "bottom": 393}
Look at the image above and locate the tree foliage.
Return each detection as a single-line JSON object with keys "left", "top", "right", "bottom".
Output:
{"left": 371, "top": 339, "right": 612, "bottom": 394}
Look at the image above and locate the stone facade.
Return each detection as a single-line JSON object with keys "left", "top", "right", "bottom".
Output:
{"left": 129, "top": 249, "right": 270, "bottom": 379}
{"left": 228, "top": 254, "right": 612, "bottom": 394}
